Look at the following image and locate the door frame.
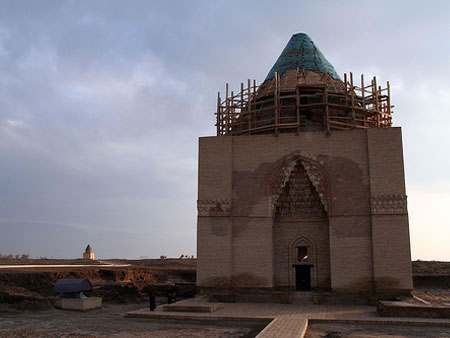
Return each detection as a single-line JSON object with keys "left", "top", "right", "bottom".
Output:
{"left": 289, "top": 236, "right": 317, "bottom": 290}
{"left": 292, "top": 264, "right": 313, "bottom": 291}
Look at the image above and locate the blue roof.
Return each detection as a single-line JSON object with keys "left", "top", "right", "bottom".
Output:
{"left": 53, "top": 279, "right": 92, "bottom": 293}
{"left": 265, "top": 33, "right": 340, "bottom": 81}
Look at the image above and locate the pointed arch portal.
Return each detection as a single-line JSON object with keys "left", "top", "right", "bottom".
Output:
{"left": 271, "top": 155, "right": 331, "bottom": 291}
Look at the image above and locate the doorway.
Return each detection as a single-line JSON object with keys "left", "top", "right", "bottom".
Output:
{"left": 294, "top": 265, "right": 311, "bottom": 291}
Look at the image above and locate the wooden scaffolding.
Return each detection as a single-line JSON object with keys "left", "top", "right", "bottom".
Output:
{"left": 215, "top": 70, "right": 393, "bottom": 136}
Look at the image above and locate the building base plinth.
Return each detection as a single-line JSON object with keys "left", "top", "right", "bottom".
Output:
{"left": 60, "top": 297, "right": 102, "bottom": 311}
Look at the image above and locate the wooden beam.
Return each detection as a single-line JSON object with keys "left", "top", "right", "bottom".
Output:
{"left": 296, "top": 67, "right": 300, "bottom": 134}
{"left": 325, "top": 86, "right": 329, "bottom": 132}
{"left": 344, "top": 73, "right": 347, "bottom": 94}
{"left": 361, "top": 74, "right": 365, "bottom": 110}
{"left": 225, "top": 83, "right": 229, "bottom": 134}
{"left": 248, "top": 79, "right": 252, "bottom": 133}
{"left": 217, "top": 91, "right": 221, "bottom": 136}
{"left": 350, "top": 72, "right": 355, "bottom": 126}
{"left": 240, "top": 82, "right": 244, "bottom": 110}
{"left": 387, "top": 80, "right": 391, "bottom": 117}
{"left": 230, "top": 90, "right": 234, "bottom": 133}
{"left": 274, "top": 72, "right": 279, "bottom": 135}
{"left": 373, "top": 76, "right": 380, "bottom": 127}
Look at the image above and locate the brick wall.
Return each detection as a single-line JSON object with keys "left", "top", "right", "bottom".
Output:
{"left": 197, "top": 128, "right": 413, "bottom": 297}
{"left": 367, "top": 128, "right": 413, "bottom": 293}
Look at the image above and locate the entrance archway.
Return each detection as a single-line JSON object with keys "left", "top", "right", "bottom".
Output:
{"left": 270, "top": 155, "right": 331, "bottom": 291}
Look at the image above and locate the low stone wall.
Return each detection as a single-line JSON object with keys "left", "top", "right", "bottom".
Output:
{"left": 377, "top": 301, "right": 450, "bottom": 319}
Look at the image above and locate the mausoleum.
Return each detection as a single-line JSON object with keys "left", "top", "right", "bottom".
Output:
{"left": 196, "top": 33, "right": 413, "bottom": 303}
{"left": 83, "top": 244, "right": 95, "bottom": 260}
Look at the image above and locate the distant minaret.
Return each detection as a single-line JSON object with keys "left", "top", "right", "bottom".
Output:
{"left": 83, "top": 244, "right": 95, "bottom": 260}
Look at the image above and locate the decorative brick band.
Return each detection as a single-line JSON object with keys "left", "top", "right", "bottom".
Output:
{"left": 371, "top": 194, "right": 407, "bottom": 215}
{"left": 197, "top": 199, "right": 231, "bottom": 216}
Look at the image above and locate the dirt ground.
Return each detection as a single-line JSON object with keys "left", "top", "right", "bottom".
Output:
{"left": 305, "top": 322, "right": 450, "bottom": 338}
{"left": 413, "top": 289, "right": 450, "bottom": 305}
{"left": 1, "top": 300, "right": 450, "bottom": 338}
{"left": 0, "top": 303, "right": 267, "bottom": 338}
{"left": 1, "top": 259, "right": 448, "bottom": 337}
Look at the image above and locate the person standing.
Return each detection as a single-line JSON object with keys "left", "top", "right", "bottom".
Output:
{"left": 171, "top": 284, "right": 177, "bottom": 303}
{"left": 148, "top": 287, "right": 156, "bottom": 311}
{"left": 167, "top": 284, "right": 177, "bottom": 304}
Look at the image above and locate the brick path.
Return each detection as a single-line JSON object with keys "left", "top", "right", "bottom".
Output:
{"left": 126, "top": 298, "right": 450, "bottom": 338}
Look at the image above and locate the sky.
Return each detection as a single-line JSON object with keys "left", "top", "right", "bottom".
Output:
{"left": 0, "top": 0, "right": 449, "bottom": 260}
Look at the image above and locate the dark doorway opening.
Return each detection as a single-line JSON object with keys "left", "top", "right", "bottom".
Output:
{"left": 294, "top": 265, "right": 311, "bottom": 291}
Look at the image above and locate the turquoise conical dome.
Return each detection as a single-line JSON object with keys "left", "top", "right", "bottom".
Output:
{"left": 265, "top": 33, "right": 340, "bottom": 81}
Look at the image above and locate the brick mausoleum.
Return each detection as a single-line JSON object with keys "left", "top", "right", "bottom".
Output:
{"left": 196, "top": 33, "right": 413, "bottom": 303}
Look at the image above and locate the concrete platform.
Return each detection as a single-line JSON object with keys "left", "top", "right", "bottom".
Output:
{"left": 126, "top": 298, "right": 450, "bottom": 337}
{"left": 162, "top": 297, "right": 223, "bottom": 313}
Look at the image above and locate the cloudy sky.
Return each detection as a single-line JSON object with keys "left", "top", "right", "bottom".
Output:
{"left": 0, "top": 0, "right": 449, "bottom": 260}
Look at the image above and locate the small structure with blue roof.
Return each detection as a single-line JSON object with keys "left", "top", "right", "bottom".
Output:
{"left": 53, "top": 278, "right": 92, "bottom": 298}
{"left": 53, "top": 278, "right": 101, "bottom": 311}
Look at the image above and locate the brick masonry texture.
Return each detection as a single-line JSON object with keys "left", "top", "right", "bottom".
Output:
{"left": 197, "top": 128, "right": 413, "bottom": 300}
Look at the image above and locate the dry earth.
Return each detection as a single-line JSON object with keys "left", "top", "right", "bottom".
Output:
{"left": 413, "top": 289, "right": 450, "bottom": 305}
{"left": 0, "top": 303, "right": 266, "bottom": 337}
{"left": 0, "top": 258, "right": 197, "bottom": 307}
{"left": 1, "top": 259, "right": 449, "bottom": 337}
{"left": 305, "top": 322, "right": 450, "bottom": 338}
{"left": 0, "top": 259, "right": 264, "bottom": 337}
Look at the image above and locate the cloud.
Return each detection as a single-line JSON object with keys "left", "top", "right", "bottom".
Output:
{"left": 0, "top": 0, "right": 449, "bottom": 259}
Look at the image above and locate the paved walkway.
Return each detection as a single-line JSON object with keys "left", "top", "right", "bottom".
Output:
{"left": 126, "top": 298, "right": 450, "bottom": 338}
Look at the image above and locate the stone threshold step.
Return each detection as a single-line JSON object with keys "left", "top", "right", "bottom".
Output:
{"left": 162, "top": 302, "right": 223, "bottom": 313}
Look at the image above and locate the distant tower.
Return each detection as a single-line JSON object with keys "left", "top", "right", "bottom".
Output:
{"left": 83, "top": 244, "right": 95, "bottom": 260}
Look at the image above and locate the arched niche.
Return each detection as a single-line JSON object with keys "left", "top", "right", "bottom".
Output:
{"left": 268, "top": 152, "right": 330, "bottom": 218}
{"left": 288, "top": 236, "right": 318, "bottom": 290}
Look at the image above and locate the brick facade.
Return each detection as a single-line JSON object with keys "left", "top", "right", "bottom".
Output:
{"left": 197, "top": 128, "right": 413, "bottom": 302}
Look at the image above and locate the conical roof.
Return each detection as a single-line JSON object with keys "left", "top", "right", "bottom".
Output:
{"left": 85, "top": 244, "right": 92, "bottom": 253}
{"left": 265, "top": 33, "right": 340, "bottom": 81}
